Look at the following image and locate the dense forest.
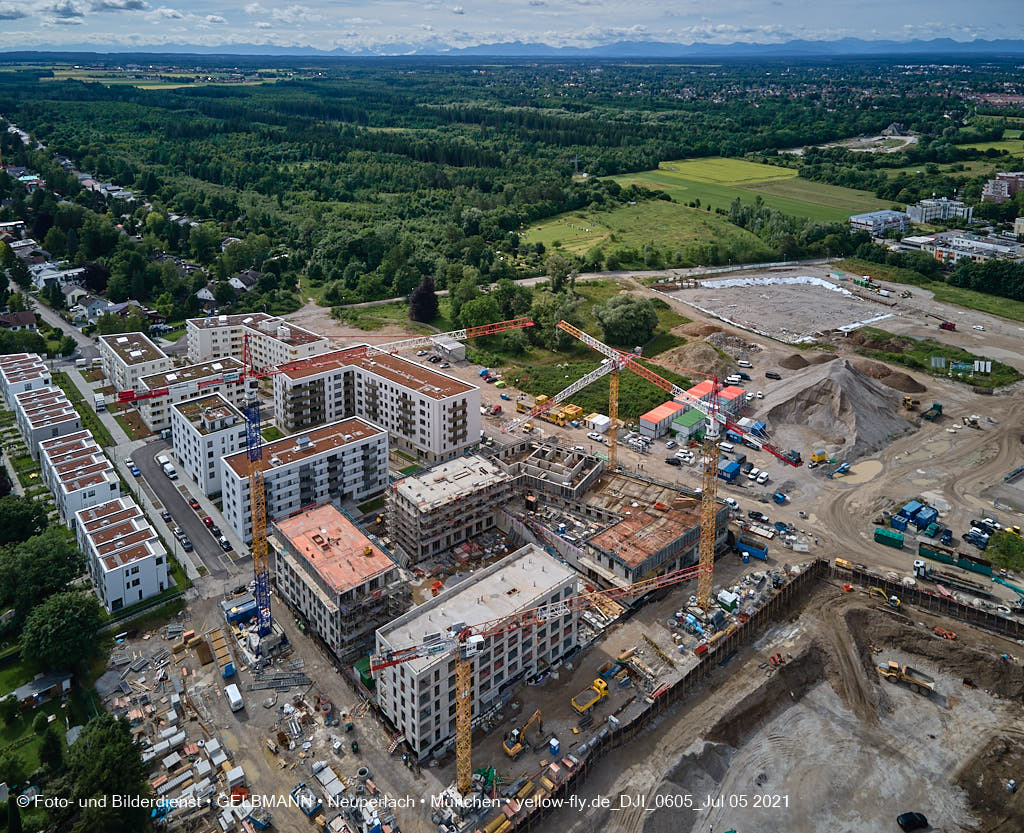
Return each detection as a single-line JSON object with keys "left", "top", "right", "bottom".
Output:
{"left": 1, "top": 58, "right": 1022, "bottom": 319}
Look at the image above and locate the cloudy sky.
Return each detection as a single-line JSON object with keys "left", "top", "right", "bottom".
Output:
{"left": 0, "top": 0, "right": 1022, "bottom": 52}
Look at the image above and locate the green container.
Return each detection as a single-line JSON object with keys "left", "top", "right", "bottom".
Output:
{"left": 918, "top": 542, "right": 955, "bottom": 566}
{"left": 874, "top": 527, "right": 904, "bottom": 549}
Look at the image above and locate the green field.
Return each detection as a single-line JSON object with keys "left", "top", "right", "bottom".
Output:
{"left": 884, "top": 159, "right": 999, "bottom": 179}
{"left": 521, "top": 199, "right": 774, "bottom": 261}
{"left": 955, "top": 138, "right": 1024, "bottom": 154}
{"left": 610, "top": 157, "right": 892, "bottom": 222}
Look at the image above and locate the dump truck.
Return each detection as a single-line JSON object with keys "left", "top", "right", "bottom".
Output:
{"left": 877, "top": 661, "right": 934, "bottom": 695}
{"left": 571, "top": 679, "right": 609, "bottom": 714}
{"left": 503, "top": 708, "right": 542, "bottom": 759}
{"left": 922, "top": 403, "right": 943, "bottom": 421}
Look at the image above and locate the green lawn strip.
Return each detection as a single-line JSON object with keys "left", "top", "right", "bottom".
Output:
{"left": 52, "top": 371, "right": 115, "bottom": 447}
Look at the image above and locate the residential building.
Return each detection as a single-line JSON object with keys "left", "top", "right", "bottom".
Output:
{"left": 0, "top": 353, "right": 50, "bottom": 408}
{"left": 97, "top": 332, "right": 170, "bottom": 393}
{"left": 137, "top": 356, "right": 251, "bottom": 433}
{"left": 30, "top": 265, "right": 85, "bottom": 291}
{"left": 75, "top": 497, "right": 170, "bottom": 613}
{"left": 0, "top": 311, "right": 37, "bottom": 331}
{"left": 273, "top": 346, "right": 480, "bottom": 463}
{"left": 271, "top": 503, "right": 409, "bottom": 663}
{"left": 60, "top": 284, "right": 89, "bottom": 308}
{"left": 931, "top": 231, "right": 1024, "bottom": 265}
{"left": 906, "top": 196, "right": 974, "bottom": 225}
{"left": 38, "top": 431, "right": 120, "bottom": 528}
{"left": 220, "top": 417, "right": 388, "bottom": 543}
{"left": 849, "top": 210, "right": 910, "bottom": 235}
{"left": 982, "top": 172, "right": 1024, "bottom": 204}
{"left": 185, "top": 312, "right": 330, "bottom": 368}
{"left": 229, "top": 270, "right": 260, "bottom": 293}
{"left": 388, "top": 454, "right": 512, "bottom": 564}
{"left": 1014, "top": 217, "right": 1024, "bottom": 237}
{"left": 375, "top": 545, "right": 577, "bottom": 760}
{"left": 71, "top": 295, "right": 113, "bottom": 324}
{"left": 170, "top": 393, "right": 248, "bottom": 496}
{"left": 14, "top": 387, "right": 82, "bottom": 459}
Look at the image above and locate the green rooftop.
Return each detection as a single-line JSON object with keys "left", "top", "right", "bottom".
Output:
{"left": 672, "top": 409, "right": 705, "bottom": 428}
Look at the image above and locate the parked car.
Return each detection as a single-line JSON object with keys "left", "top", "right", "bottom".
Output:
{"left": 748, "top": 511, "right": 769, "bottom": 522}
{"left": 665, "top": 457, "right": 681, "bottom": 466}
{"left": 440, "top": 362, "right": 450, "bottom": 369}
{"left": 202, "top": 516, "right": 214, "bottom": 528}
{"left": 209, "top": 524, "right": 222, "bottom": 537}
{"left": 500, "top": 393, "right": 511, "bottom": 400}
{"left": 160, "top": 510, "right": 172, "bottom": 522}
{"left": 756, "top": 471, "right": 770, "bottom": 485}
{"left": 747, "top": 467, "right": 761, "bottom": 480}
{"left": 666, "top": 440, "right": 677, "bottom": 449}
{"left": 896, "top": 812, "right": 928, "bottom": 832}
{"left": 765, "top": 371, "right": 782, "bottom": 380}
{"left": 124, "top": 457, "right": 134, "bottom": 467}
{"left": 428, "top": 355, "right": 442, "bottom": 363}
{"left": 723, "top": 497, "right": 739, "bottom": 509}
{"left": 756, "top": 390, "right": 764, "bottom": 399}
{"left": 180, "top": 537, "right": 193, "bottom": 552}
{"left": 485, "top": 377, "right": 496, "bottom": 383}
{"left": 129, "top": 465, "right": 141, "bottom": 477}
{"left": 416, "top": 350, "right": 427, "bottom": 356}
{"left": 188, "top": 497, "right": 201, "bottom": 510}
{"left": 972, "top": 324, "right": 985, "bottom": 331}
{"left": 741, "top": 462, "right": 754, "bottom": 474}
{"left": 172, "top": 526, "right": 185, "bottom": 539}
{"left": 736, "top": 372, "right": 751, "bottom": 381}
{"left": 587, "top": 432, "right": 603, "bottom": 441}
{"left": 218, "top": 537, "right": 233, "bottom": 552}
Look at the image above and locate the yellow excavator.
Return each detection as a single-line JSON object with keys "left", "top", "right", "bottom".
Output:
{"left": 503, "top": 708, "right": 542, "bottom": 759}
{"left": 869, "top": 587, "right": 901, "bottom": 609}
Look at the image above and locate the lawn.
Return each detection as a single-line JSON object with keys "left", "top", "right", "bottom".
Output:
{"left": 334, "top": 301, "right": 438, "bottom": 334}
{"left": 955, "top": 138, "right": 1024, "bottom": 154}
{"left": 262, "top": 425, "right": 285, "bottom": 442}
{"left": 884, "top": 160, "right": 999, "bottom": 179}
{"left": 521, "top": 199, "right": 774, "bottom": 262}
{"left": 610, "top": 156, "right": 892, "bottom": 222}
{"left": 835, "top": 258, "right": 1024, "bottom": 323}
{"left": 52, "top": 371, "right": 115, "bottom": 447}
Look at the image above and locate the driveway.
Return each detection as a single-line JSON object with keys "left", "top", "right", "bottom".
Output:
{"left": 134, "top": 442, "right": 237, "bottom": 578}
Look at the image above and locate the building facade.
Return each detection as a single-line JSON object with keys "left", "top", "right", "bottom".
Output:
{"left": 848, "top": 210, "right": 910, "bottom": 236}
{"left": 375, "top": 545, "right": 577, "bottom": 760}
{"left": 38, "top": 430, "right": 119, "bottom": 528}
{"left": 75, "top": 497, "right": 170, "bottom": 613}
{"left": 221, "top": 417, "right": 388, "bottom": 543}
{"left": 138, "top": 357, "right": 251, "bottom": 433}
{"left": 170, "top": 394, "right": 248, "bottom": 496}
{"left": 97, "top": 332, "right": 170, "bottom": 393}
{"left": 14, "top": 387, "right": 82, "bottom": 458}
{"left": 271, "top": 503, "right": 409, "bottom": 663}
{"left": 982, "top": 172, "right": 1024, "bottom": 204}
{"left": 185, "top": 312, "right": 330, "bottom": 368}
{"left": 388, "top": 454, "right": 512, "bottom": 564}
{"left": 274, "top": 347, "right": 480, "bottom": 463}
{"left": 0, "top": 353, "right": 50, "bottom": 409}
{"left": 906, "top": 197, "right": 974, "bottom": 224}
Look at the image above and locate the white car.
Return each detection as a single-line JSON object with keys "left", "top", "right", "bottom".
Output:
{"left": 756, "top": 390, "right": 764, "bottom": 399}
{"left": 416, "top": 350, "right": 428, "bottom": 356}
{"left": 587, "top": 432, "right": 603, "bottom": 441}
{"left": 675, "top": 450, "right": 691, "bottom": 460}
{"left": 756, "top": 471, "right": 770, "bottom": 485}
{"left": 666, "top": 440, "right": 677, "bottom": 449}
{"left": 972, "top": 325, "right": 985, "bottom": 331}
{"left": 747, "top": 467, "right": 761, "bottom": 480}
{"left": 723, "top": 497, "right": 739, "bottom": 509}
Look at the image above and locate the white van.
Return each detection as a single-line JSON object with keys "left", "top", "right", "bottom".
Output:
{"left": 225, "top": 683, "right": 244, "bottom": 712}
{"left": 719, "top": 442, "right": 735, "bottom": 453}
{"left": 737, "top": 359, "right": 752, "bottom": 368}
{"left": 725, "top": 375, "right": 741, "bottom": 385}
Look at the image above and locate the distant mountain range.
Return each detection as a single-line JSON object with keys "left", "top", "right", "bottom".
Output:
{"left": 7, "top": 37, "right": 1024, "bottom": 60}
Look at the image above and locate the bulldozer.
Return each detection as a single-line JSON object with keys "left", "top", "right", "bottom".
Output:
{"left": 902, "top": 397, "right": 920, "bottom": 410}
{"left": 503, "top": 708, "right": 542, "bottom": 759}
{"left": 869, "top": 587, "right": 901, "bottom": 609}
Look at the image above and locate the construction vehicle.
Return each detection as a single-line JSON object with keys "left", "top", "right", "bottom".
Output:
{"left": 877, "top": 661, "right": 935, "bottom": 695}
{"left": 372, "top": 559, "right": 708, "bottom": 795}
{"left": 963, "top": 415, "right": 980, "bottom": 429}
{"left": 922, "top": 403, "right": 943, "bottom": 421}
{"left": 939, "top": 321, "right": 956, "bottom": 331}
{"left": 828, "top": 462, "right": 851, "bottom": 479}
{"left": 516, "top": 395, "right": 567, "bottom": 426}
{"left": 117, "top": 318, "right": 534, "bottom": 645}
{"left": 869, "top": 587, "right": 902, "bottom": 609}
{"left": 502, "top": 708, "right": 542, "bottom": 759}
{"left": 571, "top": 679, "right": 609, "bottom": 714}
{"left": 933, "top": 627, "right": 957, "bottom": 640}
{"left": 902, "top": 397, "right": 920, "bottom": 410}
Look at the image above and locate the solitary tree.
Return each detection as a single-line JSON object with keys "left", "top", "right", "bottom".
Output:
{"left": 594, "top": 295, "right": 659, "bottom": 348}
{"left": 0, "top": 496, "right": 48, "bottom": 546}
{"left": 409, "top": 277, "right": 439, "bottom": 323}
{"left": 21, "top": 592, "right": 103, "bottom": 671}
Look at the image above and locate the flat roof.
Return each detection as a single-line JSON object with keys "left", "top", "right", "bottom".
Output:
{"left": 589, "top": 499, "right": 701, "bottom": 568}
{"left": 378, "top": 544, "right": 574, "bottom": 671}
{"left": 394, "top": 454, "right": 509, "bottom": 509}
{"left": 720, "top": 385, "right": 746, "bottom": 400}
{"left": 640, "top": 401, "right": 684, "bottom": 424}
{"left": 39, "top": 429, "right": 93, "bottom": 453}
{"left": 141, "top": 356, "right": 243, "bottom": 390}
{"left": 60, "top": 463, "right": 118, "bottom": 493}
{"left": 280, "top": 346, "right": 474, "bottom": 400}
{"left": 673, "top": 409, "right": 706, "bottom": 428}
{"left": 223, "top": 417, "right": 384, "bottom": 477}
{"left": 98, "top": 332, "right": 167, "bottom": 365}
{"left": 101, "top": 541, "right": 162, "bottom": 572}
{"left": 274, "top": 504, "right": 395, "bottom": 596}
{"left": 172, "top": 393, "right": 245, "bottom": 435}
{"left": 187, "top": 312, "right": 326, "bottom": 346}
{"left": 76, "top": 497, "right": 139, "bottom": 531}
{"left": 0, "top": 354, "right": 48, "bottom": 384}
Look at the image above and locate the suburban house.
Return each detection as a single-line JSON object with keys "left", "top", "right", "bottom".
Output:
{"left": 0, "top": 311, "right": 37, "bottom": 331}
{"left": 72, "top": 294, "right": 114, "bottom": 324}
{"left": 228, "top": 269, "right": 260, "bottom": 293}
{"left": 61, "top": 284, "right": 89, "bottom": 307}
{"left": 8, "top": 671, "right": 73, "bottom": 707}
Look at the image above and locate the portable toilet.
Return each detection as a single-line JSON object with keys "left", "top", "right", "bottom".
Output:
{"left": 810, "top": 449, "right": 827, "bottom": 463}
{"left": 549, "top": 738, "right": 560, "bottom": 757}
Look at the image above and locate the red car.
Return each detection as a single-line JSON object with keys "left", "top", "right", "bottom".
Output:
{"left": 188, "top": 497, "right": 201, "bottom": 510}
{"left": 202, "top": 516, "right": 214, "bottom": 528}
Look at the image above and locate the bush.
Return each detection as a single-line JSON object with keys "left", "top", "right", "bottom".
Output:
{"left": 32, "top": 711, "right": 48, "bottom": 733}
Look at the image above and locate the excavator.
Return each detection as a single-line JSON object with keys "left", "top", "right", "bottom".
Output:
{"left": 502, "top": 709, "right": 542, "bottom": 760}
{"left": 869, "top": 587, "right": 902, "bottom": 609}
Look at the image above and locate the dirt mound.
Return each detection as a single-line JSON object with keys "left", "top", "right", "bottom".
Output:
{"left": 879, "top": 371, "right": 926, "bottom": 393}
{"left": 706, "top": 332, "right": 763, "bottom": 357}
{"left": 806, "top": 352, "right": 838, "bottom": 365}
{"left": 658, "top": 341, "right": 733, "bottom": 378}
{"left": 846, "top": 329, "right": 913, "bottom": 353}
{"left": 679, "top": 321, "right": 722, "bottom": 338}
{"left": 852, "top": 359, "right": 890, "bottom": 379}
{"left": 760, "top": 358, "right": 915, "bottom": 459}
{"left": 779, "top": 353, "right": 809, "bottom": 370}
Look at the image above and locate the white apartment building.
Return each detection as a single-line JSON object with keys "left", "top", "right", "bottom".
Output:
{"left": 221, "top": 417, "right": 388, "bottom": 543}
{"left": 0, "top": 353, "right": 50, "bottom": 409}
{"left": 75, "top": 497, "right": 170, "bottom": 613}
{"left": 271, "top": 503, "right": 410, "bottom": 662}
{"left": 97, "top": 332, "right": 170, "bottom": 393}
{"left": 38, "top": 430, "right": 119, "bottom": 527}
{"left": 906, "top": 196, "right": 974, "bottom": 225}
{"left": 849, "top": 209, "right": 910, "bottom": 236}
{"left": 375, "top": 545, "right": 578, "bottom": 760}
{"left": 274, "top": 347, "right": 480, "bottom": 464}
{"left": 170, "top": 393, "right": 248, "bottom": 496}
{"left": 137, "top": 356, "right": 252, "bottom": 433}
{"left": 14, "top": 387, "right": 82, "bottom": 458}
{"left": 389, "top": 454, "right": 512, "bottom": 564}
{"left": 185, "top": 312, "right": 330, "bottom": 368}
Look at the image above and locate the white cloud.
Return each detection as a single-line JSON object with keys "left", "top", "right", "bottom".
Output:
{"left": 152, "top": 5, "right": 183, "bottom": 18}
{"left": 451, "top": 5, "right": 464, "bottom": 14}
{"left": 0, "top": 4, "right": 27, "bottom": 18}
{"left": 204, "top": 13, "right": 225, "bottom": 23}
{"left": 92, "top": 0, "right": 148, "bottom": 10}
{"left": 47, "top": 0, "right": 85, "bottom": 18}
{"left": 270, "top": 4, "right": 316, "bottom": 23}
{"left": 254, "top": 19, "right": 271, "bottom": 28}
{"left": 244, "top": 2, "right": 263, "bottom": 13}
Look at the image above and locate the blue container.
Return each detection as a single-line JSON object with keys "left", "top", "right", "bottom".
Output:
{"left": 890, "top": 514, "right": 908, "bottom": 531}
{"left": 915, "top": 507, "right": 938, "bottom": 530}
{"left": 752, "top": 421, "right": 767, "bottom": 437}
{"left": 901, "top": 501, "right": 923, "bottom": 521}
{"left": 549, "top": 738, "right": 560, "bottom": 757}
{"left": 725, "top": 430, "right": 743, "bottom": 444}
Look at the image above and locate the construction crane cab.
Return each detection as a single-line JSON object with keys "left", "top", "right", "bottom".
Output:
{"left": 503, "top": 708, "right": 542, "bottom": 759}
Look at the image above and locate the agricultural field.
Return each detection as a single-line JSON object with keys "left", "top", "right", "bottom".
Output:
{"left": 955, "top": 137, "right": 1024, "bottom": 155}
{"left": 884, "top": 159, "right": 1000, "bottom": 179}
{"left": 520, "top": 198, "right": 774, "bottom": 261}
{"left": 611, "top": 156, "right": 891, "bottom": 222}
{"left": 39, "top": 67, "right": 283, "bottom": 89}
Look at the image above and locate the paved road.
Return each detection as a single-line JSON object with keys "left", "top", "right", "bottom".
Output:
{"left": 28, "top": 296, "right": 99, "bottom": 359}
{"left": 134, "top": 442, "right": 238, "bottom": 578}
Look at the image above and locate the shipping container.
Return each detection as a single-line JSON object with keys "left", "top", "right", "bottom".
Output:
{"left": 957, "top": 552, "right": 993, "bottom": 577}
{"left": 890, "top": 514, "right": 908, "bottom": 532}
{"left": 901, "top": 501, "right": 924, "bottom": 521}
{"left": 736, "top": 538, "right": 768, "bottom": 560}
{"left": 718, "top": 461, "right": 741, "bottom": 483}
{"left": 915, "top": 507, "right": 939, "bottom": 530}
{"left": 874, "top": 528, "right": 904, "bottom": 549}
{"left": 918, "top": 542, "right": 956, "bottom": 566}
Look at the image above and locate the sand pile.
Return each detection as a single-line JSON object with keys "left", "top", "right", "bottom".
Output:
{"left": 760, "top": 358, "right": 915, "bottom": 459}
{"left": 659, "top": 341, "right": 734, "bottom": 379}
{"left": 807, "top": 352, "right": 837, "bottom": 365}
{"left": 679, "top": 322, "right": 722, "bottom": 338}
{"left": 852, "top": 359, "right": 889, "bottom": 379}
{"left": 852, "top": 359, "right": 927, "bottom": 393}
{"left": 779, "top": 353, "right": 810, "bottom": 370}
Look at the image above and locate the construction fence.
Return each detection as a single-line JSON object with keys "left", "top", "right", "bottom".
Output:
{"left": 499, "top": 558, "right": 830, "bottom": 832}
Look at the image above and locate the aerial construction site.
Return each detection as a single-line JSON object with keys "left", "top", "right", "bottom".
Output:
{"left": 35, "top": 259, "right": 1024, "bottom": 833}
